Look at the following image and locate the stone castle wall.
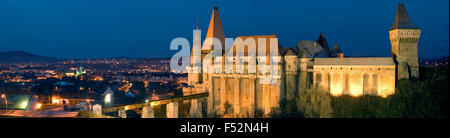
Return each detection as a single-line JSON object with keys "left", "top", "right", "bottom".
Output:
{"left": 310, "top": 65, "right": 396, "bottom": 98}
{"left": 389, "top": 29, "right": 421, "bottom": 79}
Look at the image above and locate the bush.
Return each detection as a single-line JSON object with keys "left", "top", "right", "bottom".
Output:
{"left": 331, "top": 95, "right": 389, "bottom": 118}
{"left": 205, "top": 110, "right": 223, "bottom": 118}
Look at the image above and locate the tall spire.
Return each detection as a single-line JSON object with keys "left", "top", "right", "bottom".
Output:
{"left": 391, "top": 4, "right": 419, "bottom": 30}
{"left": 202, "top": 6, "right": 225, "bottom": 53}
{"left": 196, "top": 18, "right": 199, "bottom": 30}
{"left": 192, "top": 20, "right": 201, "bottom": 66}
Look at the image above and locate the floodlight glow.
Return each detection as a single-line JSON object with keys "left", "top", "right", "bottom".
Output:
{"left": 20, "top": 101, "right": 28, "bottom": 109}
{"left": 36, "top": 103, "right": 42, "bottom": 109}
{"left": 105, "top": 94, "right": 111, "bottom": 103}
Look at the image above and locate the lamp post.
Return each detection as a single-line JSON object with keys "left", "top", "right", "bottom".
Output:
{"left": 87, "top": 99, "right": 92, "bottom": 117}
{"left": 1, "top": 94, "right": 6, "bottom": 113}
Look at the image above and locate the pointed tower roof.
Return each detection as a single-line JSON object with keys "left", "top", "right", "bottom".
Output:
{"left": 391, "top": 4, "right": 419, "bottom": 30}
{"left": 191, "top": 20, "right": 202, "bottom": 66}
{"left": 203, "top": 6, "right": 226, "bottom": 53}
{"left": 196, "top": 18, "right": 199, "bottom": 30}
{"left": 330, "top": 43, "right": 343, "bottom": 58}
{"left": 331, "top": 43, "right": 342, "bottom": 53}
{"left": 316, "top": 33, "right": 330, "bottom": 55}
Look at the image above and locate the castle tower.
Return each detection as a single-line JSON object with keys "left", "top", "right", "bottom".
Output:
{"left": 188, "top": 20, "right": 202, "bottom": 85}
{"left": 202, "top": 6, "right": 226, "bottom": 85}
{"left": 282, "top": 48, "right": 299, "bottom": 101}
{"left": 330, "top": 43, "right": 343, "bottom": 58}
{"left": 389, "top": 4, "right": 421, "bottom": 79}
{"left": 202, "top": 6, "right": 226, "bottom": 114}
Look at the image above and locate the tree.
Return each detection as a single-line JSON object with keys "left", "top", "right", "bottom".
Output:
{"left": 269, "top": 98, "right": 303, "bottom": 118}
{"left": 296, "top": 89, "right": 333, "bottom": 118}
{"left": 387, "top": 79, "right": 416, "bottom": 117}
{"left": 331, "top": 95, "right": 389, "bottom": 118}
{"left": 388, "top": 70, "right": 449, "bottom": 118}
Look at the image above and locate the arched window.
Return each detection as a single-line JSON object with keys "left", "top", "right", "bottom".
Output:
{"left": 363, "top": 73, "right": 370, "bottom": 94}
{"left": 372, "top": 74, "right": 378, "bottom": 95}
{"left": 327, "top": 73, "right": 331, "bottom": 92}
{"left": 307, "top": 72, "right": 313, "bottom": 89}
{"left": 344, "top": 73, "right": 349, "bottom": 94}
{"left": 316, "top": 73, "right": 322, "bottom": 89}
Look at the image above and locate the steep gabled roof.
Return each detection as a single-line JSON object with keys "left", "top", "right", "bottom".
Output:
{"left": 285, "top": 48, "right": 298, "bottom": 56}
{"left": 316, "top": 33, "right": 330, "bottom": 55}
{"left": 280, "top": 47, "right": 298, "bottom": 56}
{"left": 297, "top": 40, "right": 329, "bottom": 58}
{"left": 391, "top": 4, "right": 419, "bottom": 30}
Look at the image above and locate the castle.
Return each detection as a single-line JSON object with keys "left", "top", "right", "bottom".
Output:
{"left": 183, "top": 4, "right": 420, "bottom": 117}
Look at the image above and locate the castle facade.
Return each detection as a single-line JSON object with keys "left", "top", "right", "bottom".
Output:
{"left": 183, "top": 4, "right": 420, "bottom": 117}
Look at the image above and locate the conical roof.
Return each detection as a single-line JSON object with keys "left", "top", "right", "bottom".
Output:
{"left": 391, "top": 4, "right": 419, "bottom": 30}
{"left": 331, "top": 43, "right": 342, "bottom": 53}
{"left": 202, "top": 6, "right": 226, "bottom": 53}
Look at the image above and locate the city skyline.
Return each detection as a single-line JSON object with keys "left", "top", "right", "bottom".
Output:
{"left": 0, "top": 0, "right": 448, "bottom": 59}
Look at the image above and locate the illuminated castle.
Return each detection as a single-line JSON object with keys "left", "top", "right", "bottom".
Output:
{"left": 184, "top": 4, "right": 420, "bottom": 117}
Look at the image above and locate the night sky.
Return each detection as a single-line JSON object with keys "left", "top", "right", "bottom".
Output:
{"left": 0, "top": 0, "right": 448, "bottom": 59}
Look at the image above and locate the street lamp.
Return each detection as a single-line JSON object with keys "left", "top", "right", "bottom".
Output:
{"left": 36, "top": 103, "right": 42, "bottom": 111}
{"left": 1, "top": 94, "right": 6, "bottom": 113}
{"left": 86, "top": 99, "right": 92, "bottom": 117}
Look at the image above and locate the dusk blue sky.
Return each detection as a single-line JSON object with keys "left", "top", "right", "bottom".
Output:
{"left": 0, "top": 0, "right": 448, "bottom": 59}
